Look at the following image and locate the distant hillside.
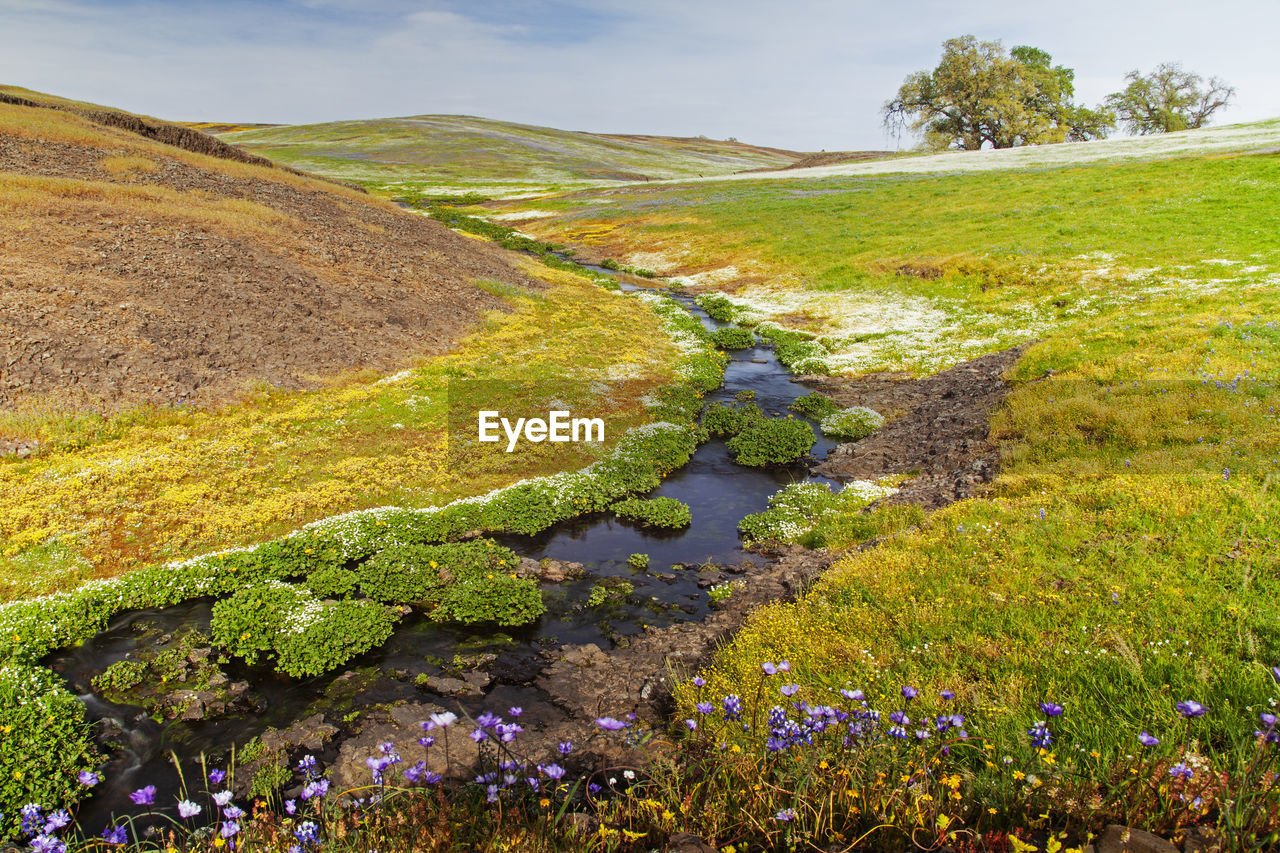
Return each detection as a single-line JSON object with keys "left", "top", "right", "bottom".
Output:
{"left": 0, "top": 87, "right": 537, "bottom": 411}
{"left": 216, "top": 114, "right": 808, "bottom": 187}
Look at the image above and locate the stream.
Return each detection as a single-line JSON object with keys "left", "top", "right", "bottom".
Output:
{"left": 45, "top": 272, "right": 841, "bottom": 832}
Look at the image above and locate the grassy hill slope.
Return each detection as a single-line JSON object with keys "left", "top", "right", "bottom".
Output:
{"left": 480, "top": 119, "right": 1280, "bottom": 844}
{"left": 216, "top": 114, "right": 808, "bottom": 191}
{"left": 0, "top": 88, "right": 680, "bottom": 593}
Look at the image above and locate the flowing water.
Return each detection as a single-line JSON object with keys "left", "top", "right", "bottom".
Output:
{"left": 45, "top": 274, "right": 840, "bottom": 831}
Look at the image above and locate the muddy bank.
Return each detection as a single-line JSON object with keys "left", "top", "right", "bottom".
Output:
{"left": 812, "top": 344, "right": 1029, "bottom": 508}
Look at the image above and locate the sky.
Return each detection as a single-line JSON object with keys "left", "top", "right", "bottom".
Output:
{"left": 2, "top": 0, "right": 1278, "bottom": 151}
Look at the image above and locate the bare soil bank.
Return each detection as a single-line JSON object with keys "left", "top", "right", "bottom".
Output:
{"left": 0, "top": 99, "right": 541, "bottom": 412}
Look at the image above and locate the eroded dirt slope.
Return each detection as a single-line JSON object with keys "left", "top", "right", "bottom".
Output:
{"left": 0, "top": 94, "right": 540, "bottom": 411}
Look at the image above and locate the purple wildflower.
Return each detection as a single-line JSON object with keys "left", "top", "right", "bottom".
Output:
{"left": 1177, "top": 700, "right": 1208, "bottom": 718}
{"left": 1138, "top": 731, "right": 1160, "bottom": 747}
{"left": 1038, "top": 702, "right": 1064, "bottom": 717}
{"left": 558, "top": 741, "right": 573, "bottom": 754}
{"left": 128, "top": 785, "right": 156, "bottom": 806}
{"left": 208, "top": 768, "right": 226, "bottom": 785}
{"left": 595, "top": 717, "right": 627, "bottom": 730}
{"left": 78, "top": 770, "right": 101, "bottom": 787}
{"left": 102, "top": 825, "right": 128, "bottom": 845}
{"left": 301, "top": 779, "right": 329, "bottom": 800}
{"left": 901, "top": 685, "right": 918, "bottom": 700}
{"left": 780, "top": 683, "right": 800, "bottom": 697}
{"left": 177, "top": 800, "right": 202, "bottom": 819}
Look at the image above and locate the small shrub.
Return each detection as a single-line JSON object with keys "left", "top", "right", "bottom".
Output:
{"left": 725, "top": 418, "right": 815, "bottom": 467}
{"left": 711, "top": 327, "right": 755, "bottom": 350}
{"left": 820, "top": 406, "right": 885, "bottom": 440}
{"left": 708, "top": 581, "right": 739, "bottom": 605}
{"left": 91, "top": 658, "right": 146, "bottom": 695}
{"left": 756, "top": 322, "right": 831, "bottom": 374}
{"left": 612, "top": 496, "right": 692, "bottom": 529}
{"left": 210, "top": 582, "right": 399, "bottom": 677}
{"left": 627, "top": 553, "right": 650, "bottom": 570}
{"left": 210, "top": 581, "right": 310, "bottom": 666}
{"left": 789, "top": 392, "right": 842, "bottom": 421}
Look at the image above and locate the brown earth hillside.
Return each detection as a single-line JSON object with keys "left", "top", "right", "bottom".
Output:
{"left": 0, "top": 90, "right": 539, "bottom": 412}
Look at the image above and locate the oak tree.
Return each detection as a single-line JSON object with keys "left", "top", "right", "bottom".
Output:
{"left": 884, "top": 36, "right": 1113, "bottom": 150}
{"left": 1106, "top": 63, "right": 1235, "bottom": 134}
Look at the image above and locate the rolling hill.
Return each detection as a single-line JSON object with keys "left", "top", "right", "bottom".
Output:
{"left": 215, "top": 114, "right": 820, "bottom": 190}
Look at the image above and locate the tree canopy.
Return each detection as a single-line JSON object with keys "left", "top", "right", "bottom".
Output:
{"left": 883, "top": 36, "right": 1113, "bottom": 151}
{"left": 1106, "top": 63, "right": 1236, "bottom": 135}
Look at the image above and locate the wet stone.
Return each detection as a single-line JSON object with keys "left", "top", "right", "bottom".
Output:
{"left": 422, "top": 675, "right": 482, "bottom": 697}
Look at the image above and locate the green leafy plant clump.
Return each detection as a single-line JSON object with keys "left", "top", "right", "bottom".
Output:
{"left": 353, "top": 539, "right": 543, "bottom": 627}
{"left": 431, "top": 572, "right": 544, "bottom": 627}
{"left": 587, "top": 577, "right": 635, "bottom": 607}
{"left": 209, "top": 581, "right": 399, "bottom": 678}
{"left": 756, "top": 322, "right": 832, "bottom": 374}
{"left": 738, "top": 480, "right": 901, "bottom": 546}
{"left": 627, "top": 553, "right": 650, "bottom": 570}
{"left": 701, "top": 400, "right": 764, "bottom": 438}
{"left": 789, "top": 392, "right": 843, "bottom": 421}
{"left": 304, "top": 565, "right": 360, "bottom": 599}
{"left": 725, "top": 418, "right": 815, "bottom": 467}
{"left": 695, "top": 293, "right": 745, "bottom": 322}
{"left": 711, "top": 326, "right": 755, "bottom": 350}
{"left": 0, "top": 663, "right": 99, "bottom": 838}
{"left": 612, "top": 496, "right": 692, "bottom": 529}
{"left": 820, "top": 405, "right": 886, "bottom": 440}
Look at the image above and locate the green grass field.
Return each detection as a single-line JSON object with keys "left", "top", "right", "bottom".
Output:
{"left": 497, "top": 126, "right": 1280, "bottom": 376}
{"left": 468, "top": 128, "right": 1280, "bottom": 847}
